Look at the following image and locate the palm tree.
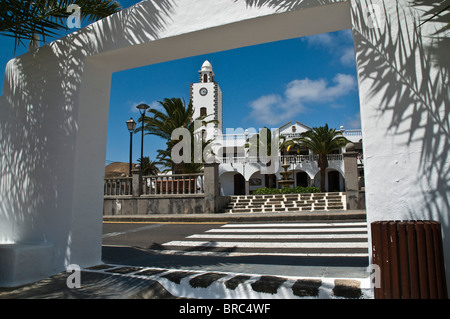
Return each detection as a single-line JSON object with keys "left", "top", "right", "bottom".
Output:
{"left": 136, "top": 97, "right": 216, "bottom": 174}
{"left": 286, "top": 124, "right": 349, "bottom": 192}
{"left": 0, "top": 0, "right": 121, "bottom": 50}
{"left": 137, "top": 156, "right": 160, "bottom": 176}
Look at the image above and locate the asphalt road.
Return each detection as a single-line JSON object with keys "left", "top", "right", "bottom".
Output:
{"left": 102, "top": 221, "right": 226, "bottom": 250}
{"left": 101, "top": 221, "right": 369, "bottom": 279}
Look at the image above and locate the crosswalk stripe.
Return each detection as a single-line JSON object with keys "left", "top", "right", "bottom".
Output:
{"left": 162, "top": 241, "right": 368, "bottom": 249}
{"left": 220, "top": 222, "right": 367, "bottom": 228}
{"left": 156, "top": 220, "right": 370, "bottom": 258}
{"left": 187, "top": 234, "right": 368, "bottom": 240}
{"left": 150, "top": 249, "right": 369, "bottom": 257}
{"left": 206, "top": 227, "right": 367, "bottom": 233}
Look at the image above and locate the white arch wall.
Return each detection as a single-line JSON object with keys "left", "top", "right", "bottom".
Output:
{"left": 0, "top": 0, "right": 448, "bottom": 289}
{"left": 219, "top": 171, "right": 241, "bottom": 196}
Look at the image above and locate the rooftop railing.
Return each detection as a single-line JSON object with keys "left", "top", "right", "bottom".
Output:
{"left": 215, "top": 129, "right": 362, "bottom": 142}
{"left": 218, "top": 154, "right": 343, "bottom": 164}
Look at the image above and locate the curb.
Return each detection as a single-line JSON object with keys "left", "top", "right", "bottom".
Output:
{"left": 84, "top": 264, "right": 374, "bottom": 299}
{"left": 103, "top": 210, "right": 367, "bottom": 223}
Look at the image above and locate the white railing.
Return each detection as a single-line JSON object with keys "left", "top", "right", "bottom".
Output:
{"left": 218, "top": 154, "right": 343, "bottom": 164}
{"left": 216, "top": 129, "right": 362, "bottom": 141}
{"left": 104, "top": 177, "right": 132, "bottom": 196}
{"left": 141, "top": 173, "right": 204, "bottom": 195}
{"left": 342, "top": 129, "right": 363, "bottom": 137}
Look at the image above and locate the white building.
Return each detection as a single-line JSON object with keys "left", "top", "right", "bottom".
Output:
{"left": 190, "top": 61, "right": 364, "bottom": 196}
{"left": 191, "top": 60, "right": 223, "bottom": 142}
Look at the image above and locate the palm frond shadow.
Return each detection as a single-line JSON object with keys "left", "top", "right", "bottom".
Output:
{"left": 351, "top": 0, "right": 449, "bottom": 218}
{"left": 0, "top": 0, "right": 177, "bottom": 257}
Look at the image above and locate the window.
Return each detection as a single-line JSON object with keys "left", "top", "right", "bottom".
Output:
{"left": 203, "top": 74, "right": 208, "bottom": 82}
{"left": 200, "top": 107, "right": 207, "bottom": 117}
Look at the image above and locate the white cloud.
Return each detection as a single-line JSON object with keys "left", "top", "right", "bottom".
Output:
{"left": 248, "top": 74, "right": 357, "bottom": 125}
{"left": 340, "top": 47, "right": 356, "bottom": 67}
{"left": 248, "top": 94, "right": 301, "bottom": 125}
{"left": 286, "top": 74, "right": 356, "bottom": 103}
{"left": 303, "top": 30, "right": 356, "bottom": 67}
{"left": 303, "top": 33, "right": 334, "bottom": 47}
{"left": 346, "top": 112, "right": 362, "bottom": 129}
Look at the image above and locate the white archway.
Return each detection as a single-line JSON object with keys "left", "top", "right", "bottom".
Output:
{"left": 219, "top": 171, "right": 246, "bottom": 196}
{"left": 1, "top": 0, "right": 448, "bottom": 289}
{"left": 313, "top": 169, "right": 345, "bottom": 192}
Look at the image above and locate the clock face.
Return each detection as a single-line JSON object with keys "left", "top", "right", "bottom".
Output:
{"left": 199, "top": 87, "right": 208, "bottom": 96}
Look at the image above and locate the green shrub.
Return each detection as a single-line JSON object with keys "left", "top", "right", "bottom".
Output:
{"left": 280, "top": 187, "right": 295, "bottom": 194}
{"left": 253, "top": 187, "right": 280, "bottom": 195}
{"left": 253, "top": 186, "right": 321, "bottom": 195}
{"left": 294, "top": 186, "right": 321, "bottom": 193}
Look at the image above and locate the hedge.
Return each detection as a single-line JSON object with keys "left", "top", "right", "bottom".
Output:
{"left": 253, "top": 186, "right": 321, "bottom": 195}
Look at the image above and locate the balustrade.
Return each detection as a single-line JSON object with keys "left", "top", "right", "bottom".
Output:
{"left": 141, "top": 173, "right": 204, "bottom": 195}
{"left": 104, "top": 173, "right": 204, "bottom": 196}
{"left": 104, "top": 177, "right": 132, "bottom": 196}
{"left": 218, "top": 154, "right": 343, "bottom": 164}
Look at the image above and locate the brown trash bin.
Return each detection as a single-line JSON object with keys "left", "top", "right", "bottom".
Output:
{"left": 371, "top": 220, "right": 448, "bottom": 299}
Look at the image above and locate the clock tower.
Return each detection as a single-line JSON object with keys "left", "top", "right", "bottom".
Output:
{"left": 191, "top": 60, "right": 223, "bottom": 141}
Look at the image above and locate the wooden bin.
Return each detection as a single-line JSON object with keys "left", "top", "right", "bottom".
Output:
{"left": 371, "top": 220, "right": 448, "bottom": 299}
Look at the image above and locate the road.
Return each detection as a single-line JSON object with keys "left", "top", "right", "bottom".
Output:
{"left": 0, "top": 220, "right": 372, "bottom": 299}
{"left": 101, "top": 220, "right": 369, "bottom": 279}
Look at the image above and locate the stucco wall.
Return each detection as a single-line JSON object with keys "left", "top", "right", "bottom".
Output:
{"left": 350, "top": 0, "right": 450, "bottom": 290}
{"left": 1, "top": 0, "right": 448, "bottom": 289}
{"left": 104, "top": 195, "right": 207, "bottom": 215}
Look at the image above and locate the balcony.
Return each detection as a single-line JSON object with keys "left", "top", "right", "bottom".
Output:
{"left": 214, "top": 129, "right": 362, "bottom": 145}
{"left": 218, "top": 154, "right": 343, "bottom": 164}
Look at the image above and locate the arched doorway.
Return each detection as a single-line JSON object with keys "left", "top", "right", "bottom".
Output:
{"left": 313, "top": 170, "right": 344, "bottom": 192}
{"left": 234, "top": 173, "right": 246, "bottom": 195}
{"left": 219, "top": 172, "right": 246, "bottom": 196}
{"left": 328, "top": 170, "right": 341, "bottom": 192}
{"left": 296, "top": 171, "right": 309, "bottom": 187}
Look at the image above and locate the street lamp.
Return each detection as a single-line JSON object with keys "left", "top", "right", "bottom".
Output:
{"left": 136, "top": 103, "right": 150, "bottom": 169}
{"left": 126, "top": 118, "right": 136, "bottom": 176}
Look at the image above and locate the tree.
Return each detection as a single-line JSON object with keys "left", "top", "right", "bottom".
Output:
{"left": 0, "top": 0, "right": 121, "bottom": 50}
{"left": 137, "top": 156, "right": 160, "bottom": 176}
{"left": 136, "top": 97, "right": 216, "bottom": 174}
{"left": 287, "top": 124, "right": 349, "bottom": 192}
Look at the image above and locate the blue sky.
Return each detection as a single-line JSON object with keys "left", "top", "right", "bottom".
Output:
{"left": 0, "top": 0, "right": 361, "bottom": 165}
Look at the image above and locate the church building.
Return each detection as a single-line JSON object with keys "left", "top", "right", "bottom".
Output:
{"left": 190, "top": 60, "right": 364, "bottom": 196}
{"left": 190, "top": 60, "right": 223, "bottom": 142}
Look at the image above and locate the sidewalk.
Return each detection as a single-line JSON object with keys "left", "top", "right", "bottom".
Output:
{"left": 102, "top": 210, "right": 367, "bottom": 223}
{"left": 0, "top": 260, "right": 373, "bottom": 299}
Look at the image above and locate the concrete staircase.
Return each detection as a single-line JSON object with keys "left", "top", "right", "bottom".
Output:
{"left": 221, "top": 192, "right": 346, "bottom": 214}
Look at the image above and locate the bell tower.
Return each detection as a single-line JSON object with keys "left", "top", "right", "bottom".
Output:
{"left": 191, "top": 60, "right": 223, "bottom": 141}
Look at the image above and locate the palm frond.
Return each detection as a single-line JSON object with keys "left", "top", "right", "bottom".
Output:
{"left": 0, "top": 0, "right": 121, "bottom": 50}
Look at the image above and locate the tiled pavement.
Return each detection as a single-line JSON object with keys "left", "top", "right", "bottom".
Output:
{"left": 85, "top": 264, "right": 373, "bottom": 299}
{"left": 0, "top": 263, "right": 373, "bottom": 299}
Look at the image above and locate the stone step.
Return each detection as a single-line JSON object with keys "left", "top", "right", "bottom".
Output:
{"left": 220, "top": 205, "right": 347, "bottom": 213}
{"left": 226, "top": 200, "right": 344, "bottom": 207}
{"left": 223, "top": 193, "right": 347, "bottom": 214}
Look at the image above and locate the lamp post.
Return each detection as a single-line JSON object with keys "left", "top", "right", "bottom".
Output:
{"left": 136, "top": 103, "right": 150, "bottom": 169}
{"left": 126, "top": 118, "right": 136, "bottom": 176}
